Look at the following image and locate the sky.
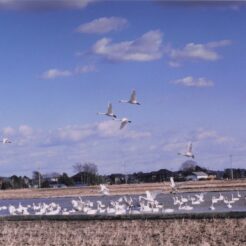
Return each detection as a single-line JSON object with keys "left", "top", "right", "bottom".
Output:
{"left": 0, "top": 0, "right": 246, "bottom": 177}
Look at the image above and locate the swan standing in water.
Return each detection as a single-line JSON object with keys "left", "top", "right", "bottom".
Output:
{"left": 178, "top": 142, "right": 195, "bottom": 159}
{"left": 237, "top": 190, "right": 242, "bottom": 198}
{"left": 210, "top": 201, "right": 215, "bottom": 211}
{"left": 97, "top": 103, "right": 117, "bottom": 118}
{"left": 119, "top": 90, "right": 141, "bottom": 105}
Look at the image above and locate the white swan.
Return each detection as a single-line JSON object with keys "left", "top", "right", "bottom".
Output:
{"left": 224, "top": 197, "right": 234, "bottom": 208}
{"left": 99, "top": 184, "right": 110, "bottom": 196}
{"left": 210, "top": 201, "right": 215, "bottom": 211}
{"left": 0, "top": 138, "right": 11, "bottom": 144}
{"left": 195, "top": 193, "right": 205, "bottom": 203}
{"left": 8, "top": 205, "right": 16, "bottom": 215}
{"left": 178, "top": 142, "right": 195, "bottom": 159}
{"left": 191, "top": 196, "right": 201, "bottom": 205}
{"left": 97, "top": 103, "right": 117, "bottom": 118}
{"left": 140, "top": 190, "right": 161, "bottom": 202}
{"left": 237, "top": 190, "right": 242, "bottom": 198}
{"left": 178, "top": 203, "right": 193, "bottom": 211}
{"left": 231, "top": 194, "right": 239, "bottom": 202}
{"left": 170, "top": 177, "right": 177, "bottom": 193}
{"left": 113, "top": 117, "right": 132, "bottom": 129}
{"left": 163, "top": 208, "right": 174, "bottom": 213}
{"left": 119, "top": 90, "right": 140, "bottom": 105}
{"left": 218, "top": 193, "right": 224, "bottom": 201}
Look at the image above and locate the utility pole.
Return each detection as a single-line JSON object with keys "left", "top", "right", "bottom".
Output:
{"left": 123, "top": 162, "right": 127, "bottom": 184}
{"left": 37, "top": 164, "right": 41, "bottom": 188}
{"left": 230, "top": 154, "right": 233, "bottom": 180}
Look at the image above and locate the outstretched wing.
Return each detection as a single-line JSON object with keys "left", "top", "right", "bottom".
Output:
{"left": 146, "top": 190, "right": 161, "bottom": 200}
{"left": 107, "top": 103, "right": 113, "bottom": 115}
{"left": 170, "top": 177, "right": 175, "bottom": 188}
{"left": 130, "top": 90, "right": 136, "bottom": 102}
{"left": 120, "top": 120, "right": 128, "bottom": 129}
{"left": 151, "top": 190, "right": 162, "bottom": 199}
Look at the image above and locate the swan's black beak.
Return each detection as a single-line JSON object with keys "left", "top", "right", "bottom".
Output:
{"left": 128, "top": 121, "right": 132, "bottom": 123}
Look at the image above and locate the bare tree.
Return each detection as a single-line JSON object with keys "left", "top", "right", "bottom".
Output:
{"left": 73, "top": 163, "right": 84, "bottom": 173}
{"left": 73, "top": 162, "right": 98, "bottom": 174}
{"left": 180, "top": 160, "right": 197, "bottom": 172}
{"left": 32, "top": 171, "right": 42, "bottom": 188}
{"left": 73, "top": 162, "right": 98, "bottom": 185}
{"left": 180, "top": 160, "right": 207, "bottom": 176}
{"left": 82, "top": 162, "right": 98, "bottom": 175}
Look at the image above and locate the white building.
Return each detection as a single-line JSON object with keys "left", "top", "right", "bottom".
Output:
{"left": 186, "top": 171, "right": 208, "bottom": 181}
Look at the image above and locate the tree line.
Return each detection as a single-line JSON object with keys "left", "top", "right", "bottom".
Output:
{"left": 0, "top": 160, "right": 246, "bottom": 189}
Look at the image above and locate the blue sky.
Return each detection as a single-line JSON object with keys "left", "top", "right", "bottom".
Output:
{"left": 0, "top": 0, "right": 246, "bottom": 176}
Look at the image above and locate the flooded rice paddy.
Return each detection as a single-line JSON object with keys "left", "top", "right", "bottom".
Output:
{"left": 0, "top": 190, "right": 245, "bottom": 217}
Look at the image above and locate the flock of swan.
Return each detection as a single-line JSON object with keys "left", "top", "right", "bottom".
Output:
{"left": 97, "top": 89, "right": 195, "bottom": 155}
{"left": 97, "top": 90, "right": 140, "bottom": 129}
{"left": 3, "top": 184, "right": 245, "bottom": 216}
{"left": 0, "top": 89, "right": 243, "bottom": 217}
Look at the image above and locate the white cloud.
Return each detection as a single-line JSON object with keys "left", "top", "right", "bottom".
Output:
{"left": 0, "top": 0, "right": 96, "bottom": 10}
{"left": 91, "top": 30, "right": 163, "bottom": 62}
{"left": 206, "top": 40, "right": 232, "bottom": 48}
{"left": 2, "top": 126, "right": 16, "bottom": 136}
{"left": 0, "top": 123, "right": 243, "bottom": 176}
{"left": 168, "top": 61, "right": 181, "bottom": 68}
{"left": 97, "top": 120, "right": 151, "bottom": 139}
{"left": 19, "top": 125, "right": 33, "bottom": 137}
{"left": 41, "top": 69, "right": 72, "bottom": 79}
{"left": 163, "top": 141, "right": 185, "bottom": 152}
{"left": 41, "top": 65, "right": 96, "bottom": 79}
{"left": 51, "top": 125, "right": 95, "bottom": 144}
{"left": 41, "top": 121, "right": 151, "bottom": 146}
{"left": 76, "top": 17, "right": 128, "bottom": 34}
{"left": 74, "top": 65, "right": 97, "bottom": 74}
{"left": 171, "top": 76, "right": 214, "bottom": 88}
{"left": 195, "top": 128, "right": 232, "bottom": 144}
{"left": 161, "top": 128, "right": 232, "bottom": 156}
{"left": 169, "top": 39, "right": 231, "bottom": 64}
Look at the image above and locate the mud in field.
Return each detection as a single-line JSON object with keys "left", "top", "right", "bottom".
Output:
{"left": 0, "top": 218, "right": 245, "bottom": 246}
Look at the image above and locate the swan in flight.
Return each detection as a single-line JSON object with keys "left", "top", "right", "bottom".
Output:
{"left": 97, "top": 103, "right": 117, "bottom": 118}
{"left": 178, "top": 142, "right": 195, "bottom": 159}
{"left": 99, "top": 184, "right": 110, "bottom": 196}
{"left": 119, "top": 90, "right": 140, "bottom": 105}
{"left": 114, "top": 117, "right": 132, "bottom": 129}
{"left": 0, "top": 138, "right": 11, "bottom": 144}
{"left": 170, "top": 177, "right": 177, "bottom": 193}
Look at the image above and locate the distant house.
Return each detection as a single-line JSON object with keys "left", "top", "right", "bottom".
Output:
{"left": 186, "top": 171, "right": 208, "bottom": 181}
{"left": 109, "top": 174, "right": 126, "bottom": 184}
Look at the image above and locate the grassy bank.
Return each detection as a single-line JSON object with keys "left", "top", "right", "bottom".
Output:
{"left": 0, "top": 218, "right": 245, "bottom": 245}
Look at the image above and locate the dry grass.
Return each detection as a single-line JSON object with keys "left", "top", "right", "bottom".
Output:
{"left": 0, "top": 179, "right": 246, "bottom": 200}
{"left": 0, "top": 218, "right": 245, "bottom": 245}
